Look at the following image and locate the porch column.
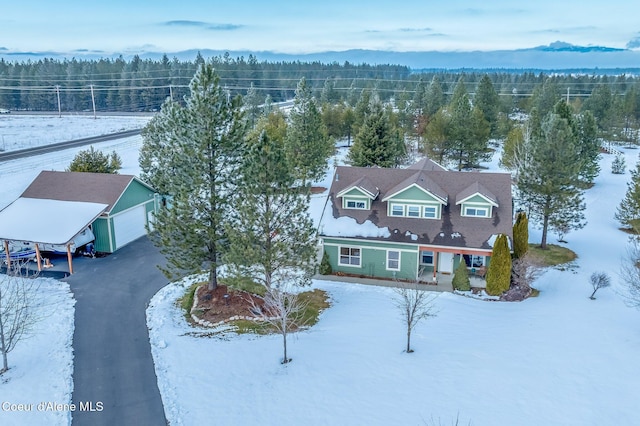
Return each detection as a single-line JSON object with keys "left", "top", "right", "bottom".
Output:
{"left": 66, "top": 244, "right": 74, "bottom": 275}
{"left": 35, "top": 244, "right": 42, "bottom": 272}
{"left": 3, "top": 240, "right": 10, "bottom": 271}
{"left": 432, "top": 251, "right": 438, "bottom": 283}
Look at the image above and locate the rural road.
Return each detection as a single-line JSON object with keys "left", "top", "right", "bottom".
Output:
{"left": 0, "top": 129, "right": 142, "bottom": 162}
{"left": 65, "top": 236, "right": 168, "bottom": 426}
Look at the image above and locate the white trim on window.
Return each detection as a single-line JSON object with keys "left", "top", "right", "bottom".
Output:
{"left": 463, "top": 205, "right": 490, "bottom": 217}
{"left": 390, "top": 203, "right": 405, "bottom": 216}
{"left": 339, "top": 246, "right": 361, "bottom": 267}
{"left": 423, "top": 206, "right": 437, "bottom": 218}
{"left": 386, "top": 250, "right": 401, "bottom": 271}
{"left": 344, "top": 198, "right": 368, "bottom": 210}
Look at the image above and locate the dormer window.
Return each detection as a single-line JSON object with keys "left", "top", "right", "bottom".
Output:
{"left": 345, "top": 199, "right": 367, "bottom": 209}
{"left": 463, "top": 205, "right": 489, "bottom": 217}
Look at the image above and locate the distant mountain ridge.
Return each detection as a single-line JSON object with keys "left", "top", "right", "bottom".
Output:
{"left": 2, "top": 41, "right": 639, "bottom": 71}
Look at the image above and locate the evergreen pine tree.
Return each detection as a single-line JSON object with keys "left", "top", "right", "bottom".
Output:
{"left": 517, "top": 113, "right": 586, "bottom": 249}
{"left": 615, "top": 156, "right": 640, "bottom": 231}
{"left": 486, "top": 234, "right": 512, "bottom": 296}
{"left": 284, "top": 77, "right": 333, "bottom": 186}
{"left": 513, "top": 211, "right": 529, "bottom": 259}
{"left": 348, "top": 99, "right": 406, "bottom": 168}
{"left": 446, "top": 77, "right": 489, "bottom": 170}
{"left": 424, "top": 76, "right": 446, "bottom": 119}
{"left": 474, "top": 74, "right": 501, "bottom": 137}
{"left": 226, "top": 129, "right": 317, "bottom": 288}
{"left": 452, "top": 261, "right": 471, "bottom": 291}
{"left": 612, "top": 154, "right": 626, "bottom": 174}
{"left": 140, "top": 62, "right": 247, "bottom": 290}
{"left": 67, "top": 146, "right": 121, "bottom": 174}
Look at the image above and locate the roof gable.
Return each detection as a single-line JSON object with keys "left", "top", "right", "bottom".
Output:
{"left": 455, "top": 182, "right": 499, "bottom": 206}
{"left": 382, "top": 172, "right": 447, "bottom": 204}
{"left": 336, "top": 176, "right": 379, "bottom": 200}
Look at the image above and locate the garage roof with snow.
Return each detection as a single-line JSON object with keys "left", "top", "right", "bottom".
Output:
{"left": 0, "top": 197, "right": 108, "bottom": 245}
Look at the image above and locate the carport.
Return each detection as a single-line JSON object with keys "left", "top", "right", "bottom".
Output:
{"left": 0, "top": 197, "right": 108, "bottom": 274}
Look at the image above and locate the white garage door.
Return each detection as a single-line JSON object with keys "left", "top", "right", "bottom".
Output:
{"left": 113, "top": 205, "right": 147, "bottom": 249}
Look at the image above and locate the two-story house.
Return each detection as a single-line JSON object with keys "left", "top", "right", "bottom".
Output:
{"left": 319, "top": 158, "right": 513, "bottom": 283}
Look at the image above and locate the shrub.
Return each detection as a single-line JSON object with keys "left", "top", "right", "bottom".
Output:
{"left": 319, "top": 250, "right": 332, "bottom": 275}
{"left": 486, "top": 234, "right": 512, "bottom": 296}
{"left": 513, "top": 211, "right": 529, "bottom": 259}
{"left": 452, "top": 261, "right": 471, "bottom": 291}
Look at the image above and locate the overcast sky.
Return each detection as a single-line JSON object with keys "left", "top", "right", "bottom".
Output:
{"left": 2, "top": 1, "right": 639, "bottom": 57}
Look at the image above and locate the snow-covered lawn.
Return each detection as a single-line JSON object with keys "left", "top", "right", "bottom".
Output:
{"left": 0, "top": 277, "right": 75, "bottom": 426}
{"left": 147, "top": 147, "right": 640, "bottom": 426}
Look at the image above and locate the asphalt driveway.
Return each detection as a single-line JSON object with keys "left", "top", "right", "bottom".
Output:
{"left": 65, "top": 236, "right": 168, "bottom": 426}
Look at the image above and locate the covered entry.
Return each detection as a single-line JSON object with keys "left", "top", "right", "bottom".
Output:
{"left": 0, "top": 197, "right": 107, "bottom": 274}
{"left": 419, "top": 245, "right": 492, "bottom": 283}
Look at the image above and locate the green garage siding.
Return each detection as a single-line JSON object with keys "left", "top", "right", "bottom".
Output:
{"left": 323, "top": 238, "right": 418, "bottom": 281}
{"left": 92, "top": 217, "right": 114, "bottom": 253}
{"left": 111, "top": 180, "right": 156, "bottom": 215}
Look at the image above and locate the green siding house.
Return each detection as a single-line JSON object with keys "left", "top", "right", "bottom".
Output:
{"left": 319, "top": 158, "right": 513, "bottom": 284}
{"left": 20, "top": 171, "right": 159, "bottom": 253}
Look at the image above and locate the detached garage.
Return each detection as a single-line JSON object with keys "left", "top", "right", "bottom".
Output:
{"left": 19, "top": 171, "right": 159, "bottom": 253}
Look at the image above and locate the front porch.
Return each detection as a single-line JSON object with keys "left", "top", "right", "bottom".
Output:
{"left": 417, "top": 269, "right": 486, "bottom": 289}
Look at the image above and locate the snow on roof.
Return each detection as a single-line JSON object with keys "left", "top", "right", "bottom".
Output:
{"left": 319, "top": 198, "right": 390, "bottom": 239}
{"left": 0, "top": 197, "right": 108, "bottom": 245}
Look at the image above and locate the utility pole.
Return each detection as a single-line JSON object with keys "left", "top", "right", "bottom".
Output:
{"left": 90, "top": 84, "right": 96, "bottom": 119}
{"left": 169, "top": 85, "right": 173, "bottom": 101}
{"left": 55, "top": 85, "right": 61, "bottom": 118}
{"left": 566, "top": 87, "right": 570, "bottom": 104}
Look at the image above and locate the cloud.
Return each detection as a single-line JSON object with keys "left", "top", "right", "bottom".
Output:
{"left": 529, "top": 26, "right": 597, "bottom": 35}
{"left": 365, "top": 27, "right": 446, "bottom": 37}
{"left": 627, "top": 36, "right": 640, "bottom": 49}
{"left": 163, "top": 20, "right": 242, "bottom": 31}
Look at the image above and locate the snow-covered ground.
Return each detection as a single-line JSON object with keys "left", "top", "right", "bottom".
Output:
{"left": 0, "top": 115, "right": 148, "bottom": 426}
{"left": 0, "top": 114, "right": 150, "bottom": 152}
{"left": 147, "top": 146, "right": 640, "bottom": 426}
{"left": 3, "top": 113, "right": 640, "bottom": 425}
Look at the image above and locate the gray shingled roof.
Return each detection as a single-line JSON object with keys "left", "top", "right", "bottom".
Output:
{"left": 407, "top": 157, "right": 448, "bottom": 171}
{"left": 337, "top": 175, "right": 379, "bottom": 199}
{"left": 323, "top": 163, "right": 513, "bottom": 250}
{"left": 455, "top": 181, "right": 498, "bottom": 206}
{"left": 20, "top": 171, "right": 146, "bottom": 213}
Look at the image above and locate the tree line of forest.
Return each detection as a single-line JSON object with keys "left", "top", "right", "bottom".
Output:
{"left": 0, "top": 53, "right": 639, "bottom": 130}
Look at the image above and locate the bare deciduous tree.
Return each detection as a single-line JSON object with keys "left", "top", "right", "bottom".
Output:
{"left": 393, "top": 280, "right": 438, "bottom": 353}
{"left": 0, "top": 260, "right": 41, "bottom": 375}
{"left": 250, "top": 283, "right": 309, "bottom": 364}
{"left": 589, "top": 271, "right": 611, "bottom": 300}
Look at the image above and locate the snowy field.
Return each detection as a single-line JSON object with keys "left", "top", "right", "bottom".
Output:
{"left": 147, "top": 146, "right": 640, "bottom": 426}
{"left": 2, "top": 112, "right": 640, "bottom": 426}
{"left": 0, "top": 115, "right": 148, "bottom": 426}
{"left": 0, "top": 114, "right": 150, "bottom": 152}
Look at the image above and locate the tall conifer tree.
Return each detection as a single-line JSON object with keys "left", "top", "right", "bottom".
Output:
{"left": 140, "top": 63, "right": 246, "bottom": 290}
{"left": 226, "top": 129, "right": 317, "bottom": 288}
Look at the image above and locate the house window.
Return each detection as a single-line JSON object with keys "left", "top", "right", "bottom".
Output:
{"left": 339, "top": 247, "right": 361, "bottom": 266}
{"left": 463, "top": 254, "right": 485, "bottom": 268}
{"left": 423, "top": 206, "right": 437, "bottom": 218}
{"left": 391, "top": 204, "right": 404, "bottom": 216}
{"left": 407, "top": 205, "right": 421, "bottom": 217}
{"left": 345, "top": 199, "right": 367, "bottom": 209}
{"left": 464, "top": 206, "right": 489, "bottom": 217}
{"left": 420, "top": 250, "right": 434, "bottom": 265}
{"left": 387, "top": 250, "right": 400, "bottom": 270}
